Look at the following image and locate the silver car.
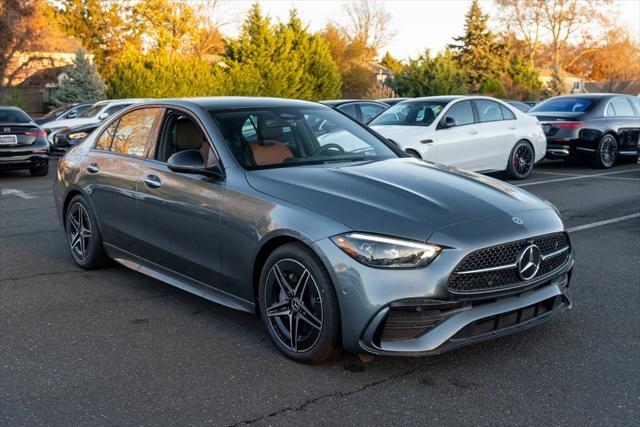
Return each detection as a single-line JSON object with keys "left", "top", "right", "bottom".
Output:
{"left": 54, "top": 97, "right": 573, "bottom": 363}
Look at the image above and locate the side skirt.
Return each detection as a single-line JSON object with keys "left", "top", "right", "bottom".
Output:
{"left": 103, "top": 243, "right": 255, "bottom": 314}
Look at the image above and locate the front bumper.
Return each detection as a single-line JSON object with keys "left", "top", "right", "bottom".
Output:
{"left": 314, "top": 209, "right": 573, "bottom": 355}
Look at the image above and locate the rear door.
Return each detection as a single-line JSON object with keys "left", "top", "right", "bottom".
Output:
{"left": 432, "top": 100, "right": 483, "bottom": 170}
{"left": 607, "top": 97, "right": 640, "bottom": 155}
{"left": 135, "top": 108, "right": 225, "bottom": 289}
{"left": 473, "top": 99, "right": 517, "bottom": 171}
{"left": 84, "top": 107, "right": 162, "bottom": 250}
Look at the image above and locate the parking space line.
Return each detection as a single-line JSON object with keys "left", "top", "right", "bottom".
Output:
{"left": 0, "top": 189, "right": 36, "bottom": 199}
{"left": 532, "top": 171, "right": 582, "bottom": 177}
{"left": 517, "top": 169, "right": 639, "bottom": 187}
{"left": 567, "top": 213, "right": 640, "bottom": 233}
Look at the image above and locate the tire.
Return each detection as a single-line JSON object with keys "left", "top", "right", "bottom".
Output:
{"left": 30, "top": 165, "right": 49, "bottom": 177}
{"left": 591, "top": 134, "right": 617, "bottom": 168}
{"left": 259, "top": 243, "right": 341, "bottom": 364}
{"left": 405, "top": 149, "right": 422, "bottom": 159}
{"left": 504, "top": 141, "right": 535, "bottom": 180}
{"left": 64, "top": 195, "right": 109, "bottom": 269}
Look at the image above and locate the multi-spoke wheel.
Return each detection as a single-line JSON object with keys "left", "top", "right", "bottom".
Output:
{"left": 65, "top": 195, "right": 108, "bottom": 269}
{"left": 592, "top": 134, "right": 617, "bottom": 169}
{"left": 259, "top": 243, "right": 341, "bottom": 363}
{"left": 505, "top": 141, "right": 534, "bottom": 180}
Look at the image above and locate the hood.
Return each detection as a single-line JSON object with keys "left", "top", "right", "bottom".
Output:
{"left": 245, "top": 158, "right": 553, "bottom": 242}
{"left": 370, "top": 125, "right": 431, "bottom": 144}
{"left": 42, "top": 117, "right": 99, "bottom": 131}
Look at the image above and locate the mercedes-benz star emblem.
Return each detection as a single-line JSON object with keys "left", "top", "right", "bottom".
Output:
{"left": 517, "top": 244, "right": 541, "bottom": 280}
{"left": 512, "top": 217, "right": 524, "bottom": 225}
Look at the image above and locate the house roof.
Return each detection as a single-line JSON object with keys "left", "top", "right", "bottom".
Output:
{"left": 17, "top": 66, "right": 69, "bottom": 88}
{"left": 584, "top": 80, "right": 640, "bottom": 96}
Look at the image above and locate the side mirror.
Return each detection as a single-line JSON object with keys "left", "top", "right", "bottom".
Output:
{"left": 441, "top": 116, "right": 457, "bottom": 129}
{"left": 98, "top": 112, "right": 109, "bottom": 120}
{"left": 167, "top": 149, "right": 223, "bottom": 179}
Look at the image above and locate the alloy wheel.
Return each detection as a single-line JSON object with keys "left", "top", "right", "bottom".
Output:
{"left": 67, "top": 202, "right": 92, "bottom": 262}
{"left": 512, "top": 144, "right": 533, "bottom": 177}
{"left": 600, "top": 136, "right": 617, "bottom": 167}
{"left": 264, "top": 259, "right": 323, "bottom": 353}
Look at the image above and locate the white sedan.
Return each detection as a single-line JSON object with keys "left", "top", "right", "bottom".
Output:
{"left": 369, "top": 96, "right": 546, "bottom": 179}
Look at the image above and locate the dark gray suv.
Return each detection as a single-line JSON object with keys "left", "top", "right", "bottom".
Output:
{"left": 54, "top": 97, "right": 573, "bottom": 363}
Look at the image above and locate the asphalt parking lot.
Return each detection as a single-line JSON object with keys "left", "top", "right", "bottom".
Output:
{"left": 1, "top": 159, "right": 639, "bottom": 426}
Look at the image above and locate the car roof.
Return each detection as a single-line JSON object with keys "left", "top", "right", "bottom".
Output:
{"left": 545, "top": 93, "right": 627, "bottom": 100}
{"left": 135, "top": 96, "right": 329, "bottom": 110}
{"left": 397, "top": 95, "right": 464, "bottom": 103}
{"left": 320, "top": 99, "right": 387, "bottom": 107}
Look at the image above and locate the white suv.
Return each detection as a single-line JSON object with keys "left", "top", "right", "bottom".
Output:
{"left": 369, "top": 95, "right": 546, "bottom": 179}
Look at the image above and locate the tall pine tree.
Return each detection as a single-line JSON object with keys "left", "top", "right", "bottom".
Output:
{"left": 449, "top": 0, "right": 500, "bottom": 93}
{"left": 53, "top": 49, "right": 106, "bottom": 106}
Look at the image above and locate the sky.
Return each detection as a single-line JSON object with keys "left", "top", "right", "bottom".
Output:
{"left": 214, "top": 0, "right": 640, "bottom": 60}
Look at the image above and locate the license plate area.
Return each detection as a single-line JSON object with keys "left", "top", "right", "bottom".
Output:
{"left": 0, "top": 134, "right": 18, "bottom": 145}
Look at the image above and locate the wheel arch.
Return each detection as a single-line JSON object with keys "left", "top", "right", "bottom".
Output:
{"left": 405, "top": 148, "right": 422, "bottom": 159}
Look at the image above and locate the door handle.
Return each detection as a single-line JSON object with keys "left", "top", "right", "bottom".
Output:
{"left": 86, "top": 163, "right": 99, "bottom": 173}
{"left": 144, "top": 174, "right": 162, "bottom": 189}
{"left": 469, "top": 130, "right": 479, "bottom": 135}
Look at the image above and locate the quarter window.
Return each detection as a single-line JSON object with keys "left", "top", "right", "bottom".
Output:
{"left": 94, "top": 121, "right": 118, "bottom": 151}
{"left": 629, "top": 97, "right": 640, "bottom": 116}
{"left": 338, "top": 104, "right": 358, "bottom": 120}
{"left": 475, "top": 100, "right": 503, "bottom": 123}
{"left": 609, "top": 98, "right": 634, "bottom": 117}
{"left": 500, "top": 104, "right": 516, "bottom": 120}
{"left": 443, "top": 101, "right": 474, "bottom": 126}
{"left": 111, "top": 108, "right": 159, "bottom": 156}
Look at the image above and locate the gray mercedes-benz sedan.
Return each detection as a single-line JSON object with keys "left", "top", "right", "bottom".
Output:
{"left": 54, "top": 97, "right": 573, "bottom": 363}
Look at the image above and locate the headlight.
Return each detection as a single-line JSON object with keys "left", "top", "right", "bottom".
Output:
{"left": 331, "top": 233, "right": 441, "bottom": 268}
{"left": 68, "top": 131, "right": 88, "bottom": 140}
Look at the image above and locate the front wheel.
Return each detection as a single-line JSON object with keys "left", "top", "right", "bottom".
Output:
{"left": 504, "top": 141, "right": 534, "bottom": 180}
{"left": 259, "top": 243, "right": 341, "bottom": 364}
{"left": 591, "top": 134, "right": 617, "bottom": 168}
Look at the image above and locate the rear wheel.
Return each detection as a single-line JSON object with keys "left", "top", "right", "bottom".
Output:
{"left": 505, "top": 141, "right": 534, "bottom": 180}
{"left": 259, "top": 243, "right": 341, "bottom": 364}
{"left": 591, "top": 134, "right": 617, "bottom": 168}
{"left": 30, "top": 165, "right": 49, "bottom": 177}
{"left": 65, "top": 195, "right": 108, "bottom": 269}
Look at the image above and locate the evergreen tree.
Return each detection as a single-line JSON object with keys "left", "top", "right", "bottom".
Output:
{"left": 544, "top": 65, "right": 566, "bottom": 97}
{"left": 393, "top": 50, "right": 467, "bottom": 97}
{"left": 380, "top": 52, "right": 404, "bottom": 75}
{"left": 226, "top": 4, "right": 340, "bottom": 100}
{"left": 505, "top": 54, "right": 543, "bottom": 100}
{"left": 53, "top": 49, "right": 106, "bottom": 106}
{"left": 449, "top": 0, "right": 500, "bottom": 93}
{"left": 107, "top": 46, "right": 229, "bottom": 99}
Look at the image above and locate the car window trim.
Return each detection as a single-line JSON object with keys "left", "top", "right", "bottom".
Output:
{"left": 498, "top": 103, "right": 517, "bottom": 121}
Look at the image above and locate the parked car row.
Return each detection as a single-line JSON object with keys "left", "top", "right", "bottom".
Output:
{"left": 2, "top": 93, "right": 638, "bottom": 178}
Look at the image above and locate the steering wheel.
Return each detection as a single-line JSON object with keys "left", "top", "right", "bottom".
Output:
{"left": 314, "top": 143, "right": 345, "bottom": 156}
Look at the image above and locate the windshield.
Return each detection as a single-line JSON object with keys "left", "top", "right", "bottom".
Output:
{"left": 80, "top": 103, "right": 106, "bottom": 118}
{"left": 41, "top": 105, "right": 69, "bottom": 119}
{"left": 369, "top": 100, "right": 450, "bottom": 126}
{"left": 211, "top": 106, "right": 397, "bottom": 169}
{"left": 530, "top": 98, "right": 592, "bottom": 113}
{"left": 0, "top": 108, "right": 32, "bottom": 123}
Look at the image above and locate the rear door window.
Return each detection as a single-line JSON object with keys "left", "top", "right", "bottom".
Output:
{"left": 609, "top": 98, "right": 635, "bottom": 117}
{"left": 475, "top": 100, "right": 503, "bottom": 123}
{"left": 110, "top": 108, "right": 160, "bottom": 156}
{"left": 360, "top": 103, "right": 385, "bottom": 123}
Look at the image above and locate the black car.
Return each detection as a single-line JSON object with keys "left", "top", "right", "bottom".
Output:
{"left": 529, "top": 94, "right": 640, "bottom": 168}
{"left": 52, "top": 122, "right": 99, "bottom": 153}
{"left": 320, "top": 99, "right": 389, "bottom": 123}
{"left": 377, "top": 97, "right": 410, "bottom": 106}
{"left": 35, "top": 103, "right": 93, "bottom": 126}
{"left": 0, "top": 107, "right": 49, "bottom": 176}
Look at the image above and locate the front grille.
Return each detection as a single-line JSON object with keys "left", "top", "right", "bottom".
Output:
{"left": 448, "top": 232, "right": 570, "bottom": 293}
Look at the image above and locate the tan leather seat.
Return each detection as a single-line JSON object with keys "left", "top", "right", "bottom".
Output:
{"left": 249, "top": 122, "right": 293, "bottom": 166}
